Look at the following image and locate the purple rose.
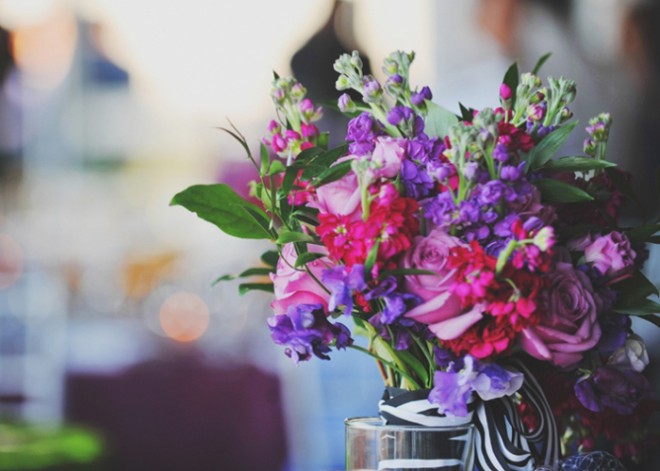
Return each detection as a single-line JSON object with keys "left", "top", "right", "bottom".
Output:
{"left": 402, "top": 229, "right": 463, "bottom": 325}
{"left": 270, "top": 243, "right": 331, "bottom": 315}
{"left": 584, "top": 231, "right": 636, "bottom": 283}
{"left": 520, "top": 262, "right": 601, "bottom": 368}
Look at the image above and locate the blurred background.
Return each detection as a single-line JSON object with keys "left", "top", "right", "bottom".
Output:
{"left": 0, "top": 0, "right": 657, "bottom": 470}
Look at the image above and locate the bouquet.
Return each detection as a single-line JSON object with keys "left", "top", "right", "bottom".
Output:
{"left": 172, "top": 51, "right": 659, "bottom": 469}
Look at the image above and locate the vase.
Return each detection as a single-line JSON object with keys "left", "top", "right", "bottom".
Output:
{"left": 345, "top": 417, "right": 475, "bottom": 471}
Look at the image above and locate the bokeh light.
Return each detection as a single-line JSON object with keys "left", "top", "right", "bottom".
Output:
{"left": 159, "top": 291, "right": 210, "bottom": 342}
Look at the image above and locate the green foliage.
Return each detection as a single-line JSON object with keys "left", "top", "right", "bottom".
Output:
{"left": 526, "top": 121, "right": 578, "bottom": 170}
{"left": 425, "top": 102, "right": 459, "bottom": 138}
{"left": 170, "top": 184, "right": 272, "bottom": 239}
{"left": 533, "top": 178, "right": 594, "bottom": 203}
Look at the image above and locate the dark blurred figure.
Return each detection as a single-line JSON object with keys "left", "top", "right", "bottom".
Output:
{"left": 621, "top": 1, "right": 660, "bottom": 219}
{"left": 66, "top": 350, "right": 287, "bottom": 471}
{"left": 290, "top": 0, "right": 371, "bottom": 144}
{"left": 0, "top": 26, "right": 21, "bottom": 208}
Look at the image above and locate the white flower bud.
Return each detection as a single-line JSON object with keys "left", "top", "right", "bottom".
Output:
{"left": 608, "top": 334, "right": 649, "bottom": 372}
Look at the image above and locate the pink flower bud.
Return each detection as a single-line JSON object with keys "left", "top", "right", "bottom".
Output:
{"left": 499, "top": 83, "right": 512, "bottom": 101}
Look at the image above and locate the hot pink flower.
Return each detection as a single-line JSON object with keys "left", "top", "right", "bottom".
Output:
{"left": 270, "top": 243, "right": 331, "bottom": 315}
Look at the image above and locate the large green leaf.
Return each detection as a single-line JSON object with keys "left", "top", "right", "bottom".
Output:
{"left": 534, "top": 178, "right": 594, "bottom": 203}
{"left": 543, "top": 156, "right": 616, "bottom": 172}
{"left": 526, "top": 121, "right": 578, "bottom": 170}
{"left": 613, "top": 299, "right": 660, "bottom": 316}
{"left": 425, "top": 102, "right": 459, "bottom": 138}
{"left": 170, "top": 183, "right": 272, "bottom": 239}
{"left": 612, "top": 270, "right": 659, "bottom": 302}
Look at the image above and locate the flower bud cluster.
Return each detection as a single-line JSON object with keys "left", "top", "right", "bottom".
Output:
{"left": 266, "top": 77, "right": 322, "bottom": 161}
{"left": 583, "top": 113, "right": 612, "bottom": 158}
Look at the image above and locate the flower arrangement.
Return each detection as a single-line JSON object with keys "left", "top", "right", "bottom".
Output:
{"left": 172, "top": 51, "right": 659, "bottom": 469}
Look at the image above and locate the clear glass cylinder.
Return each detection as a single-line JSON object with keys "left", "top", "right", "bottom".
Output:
{"left": 345, "top": 417, "right": 475, "bottom": 471}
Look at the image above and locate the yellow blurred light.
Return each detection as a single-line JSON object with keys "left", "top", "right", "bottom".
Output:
{"left": 159, "top": 291, "right": 210, "bottom": 342}
{"left": 0, "top": 234, "right": 23, "bottom": 290}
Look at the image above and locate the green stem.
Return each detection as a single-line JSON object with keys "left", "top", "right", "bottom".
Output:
{"left": 348, "top": 345, "right": 421, "bottom": 389}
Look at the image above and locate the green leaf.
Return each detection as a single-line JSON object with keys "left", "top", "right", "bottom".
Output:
{"left": 171, "top": 184, "right": 272, "bottom": 239}
{"left": 613, "top": 298, "right": 660, "bottom": 316}
{"left": 458, "top": 102, "right": 474, "bottom": 122}
{"left": 612, "top": 270, "right": 659, "bottom": 304}
{"left": 294, "top": 251, "right": 327, "bottom": 268}
{"left": 314, "top": 160, "right": 352, "bottom": 187}
{"left": 364, "top": 240, "right": 380, "bottom": 279}
{"left": 276, "top": 231, "right": 315, "bottom": 244}
{"left": 238, "top": 283, "right": 274, "bottom": 295}
{"left": 380, "top": 268, "right": 437, "bottom": 278}
{"left": 502, "top": 62, "right": 519, "bottom": 106}
{"left": 531, "top": 52, "right": 552, "bottom": 75}
{"left": 267, "top": 159, "right": 286, "bottom": 176}
{"left": 625, "top": 223, "right": 660, "bottom": 244}
{"left": 526, "top": 121, "right": 578, "bottom": 170}
{"left": 425, "top": 102, "right": 459, "bottom": 138}
{"left": 396, "top": 350, "right": 429, "bottom": 386}
{"left": 212, "top": 267, "right": 273, "bottom": 285}
{"left": 259, "top": 143, "right": 270, "bottom": 177}
{"left": 543, "top": 156, "right": 616, "bottom": 172}
{"left": 261, "top": 250, "right": 279, "bottom": 267}
{"left": 534, "top": 178, "right": 594, "bottom": 203}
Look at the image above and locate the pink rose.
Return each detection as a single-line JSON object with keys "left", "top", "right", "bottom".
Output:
{"left": 270, "top": 243, "right": 330, "bottom": 315}
{"left": 520, "top": 262, "right": 601, "bottom": 368}
{"left": 309, "top": 157, "right": 361, "bottom": 217}
{"left": 367, "top": 137, "right": 405, "bottom": 180}
{"left": 583, "top": 231, "right": 636, "bottom": 283}
{"left": 403, "top": 229, "right": 464, "bottom": 327}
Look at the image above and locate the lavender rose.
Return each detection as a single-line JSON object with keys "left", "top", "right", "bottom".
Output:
{"left": 584, "top": 231, "right": 636, "bottom": 283}
{"left": 520, "top": 262, "right": 601, "bottom": 368}
{"left": 270, "top": 243, "right": 330, "bottom": 315}
{"left": 403, "top": 229, "right": 465, "bottom": 327}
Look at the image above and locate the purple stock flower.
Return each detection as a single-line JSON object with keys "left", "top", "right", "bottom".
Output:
{"left": 322, "top": 264, "right": 366, "bottom": 314}
{"left": 422, "top": 192, "right": 456, "bottom": 229}
{"left": 387, "top": 106, "right": 413, "bottom": 126}
{"left": 411, "top": 86, "right": 432, "bottom": 106}
{"left": 268, "top": 303, "right": 353, "bottom": 363}
{"left": 575, "top": 366, "right": 654, "bottom": 414}
{"left": 401, "top": 160, "right": 434, "bottom": 199}
{"left": 346, "top": 112, "right": 378, "bottom": 155}
{"left": 493, "top": 143, "right": 510, "bottom": 162}
{"left": 478, "top": 180, "right": 516, "bottom": 205}
{"left": 500, "top": 162, "right": 526, "bottom": 181}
